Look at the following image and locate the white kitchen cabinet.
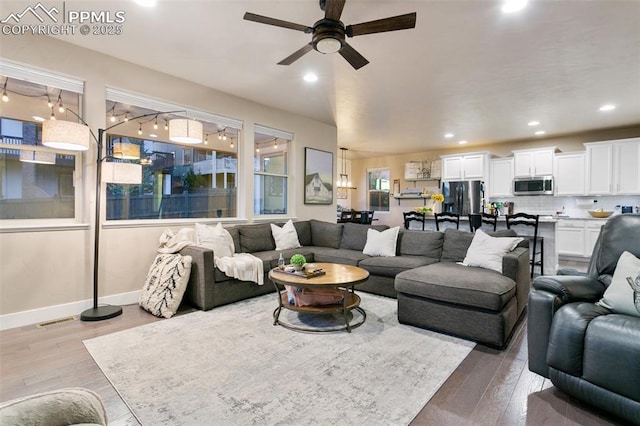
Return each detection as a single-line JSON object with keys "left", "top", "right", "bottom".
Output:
{"left": 441, "top": 156, "right": 463, "bottom": 180}
{"left": 586, "top": 138, "right": 640, "bottom": 195}
{"left": 613, "top": 138, "right": 640, "bottom": 194}
{"left": 555, "top": 152, "right": 585, "bottom": 195}
{"left": 557, "top": 220, "right": 586, "bottom": 256}
{"left": 557, "top": 219, "right": 607, "bottom": 257}
{"left": 441, "top": 152, "right": 490, "bottom": 181}
{"left": 586, "top": 143, "right": 613, "bottom": 194}
{"left": 489, "top": 158, "right": 514, "bottom": 197}
{"left": 585, "top": 221, "right": 605, "bottom": 255}
{"left": 513, "top": 147, "right": 555, "bottom": 177}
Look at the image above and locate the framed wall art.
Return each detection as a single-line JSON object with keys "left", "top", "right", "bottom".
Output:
{"left": 304, "top": 147, "right": 333, "bottom": 204}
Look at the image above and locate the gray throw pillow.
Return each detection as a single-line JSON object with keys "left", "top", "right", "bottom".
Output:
{"left": 441, "top": 228, "right": 474, "bottom": 262}
{"left": 293, "top": 221, "right": 312, "bottom": 246}
{"left": 310, "top": 219, "right": 343, "bottom": 248}
{"left": 398, "top": 230, "right": 444, "bottom": 258}
{"left": 238, "top": 223, "right": 275, "bottom": 252}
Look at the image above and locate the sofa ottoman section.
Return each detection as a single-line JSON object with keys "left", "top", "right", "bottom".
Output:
{"left": 397, "top": 292, "right": 518, "bottom": 348}
{"left": 396, "top": 263, "right": 516, "bottom": 312}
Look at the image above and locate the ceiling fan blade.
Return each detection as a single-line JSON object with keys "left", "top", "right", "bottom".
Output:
{"left": 324, "top": 0, "right": 346, "bottom": 21}
{"left": 243, "top": 12, "right": 312, "bottom": 33}
{"left": 278, "top": 43, "right": 314, "bottom": 65}
{"left": 339, "top": 42, "right": 369, "bottom": 70}
{"left": 346, "top": 12, "right": 417, "bottom": 37}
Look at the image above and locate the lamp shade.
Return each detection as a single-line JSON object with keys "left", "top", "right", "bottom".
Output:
{"left": 102, "top": 162, "right": 142, "bottom": 184}
{"left": 113, "top": 142, "right": 140, "bottom": 160}
{"left": 19, "top": 150, "right": 56, "bottom": 165}
{"left": 169, "top": 119, "right": 203, "bottom": 144}
{"left": 42, "top": 120, "right": 90, "bottom": 151}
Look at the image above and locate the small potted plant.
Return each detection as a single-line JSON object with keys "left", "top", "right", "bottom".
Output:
{"left": 290, "top": 254, "right": 306, "bottom": 271}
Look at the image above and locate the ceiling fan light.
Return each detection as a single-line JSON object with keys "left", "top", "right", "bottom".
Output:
{"left": 169, "top": 119, "right": 203, "bottom": 144}
{"left": 316, "top": 37, "right": 342, "bottom": 54}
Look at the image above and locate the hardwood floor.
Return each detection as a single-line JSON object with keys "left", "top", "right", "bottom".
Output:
{"left": 0, "top": 300, "right": 628, "bottom": 426}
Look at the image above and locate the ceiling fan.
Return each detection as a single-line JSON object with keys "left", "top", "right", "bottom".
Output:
{"left": 243, "top": 0, "right": 417, "bottom": 70}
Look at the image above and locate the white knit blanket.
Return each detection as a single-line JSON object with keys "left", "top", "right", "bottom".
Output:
{"left": 157, "top": 228, "right": 195, "bottom": 254}
{"left": 215, "top": 254, "right": 264, "bottom": 285}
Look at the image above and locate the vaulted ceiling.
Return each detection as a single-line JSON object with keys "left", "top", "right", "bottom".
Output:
{"left": 37, "top": 0, "right": 640, "bottom": 157}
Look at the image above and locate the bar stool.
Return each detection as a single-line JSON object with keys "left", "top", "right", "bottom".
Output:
{"left": 469, "top": 213, "right": 498, "bottom": 232}
{"left": 337, "top": 210, "right": 353, "bottom": 223}
{"left": 434, "top": 212, "right": 460, "bottom": 231}
{"left": 506, "top": 213, "right": 543, "bottom": 278}
{"left": 403, "top": 211, "right": 426, "bottom": 230}
{"left": 352, "top": 210, "right": 374, "bottom": 225}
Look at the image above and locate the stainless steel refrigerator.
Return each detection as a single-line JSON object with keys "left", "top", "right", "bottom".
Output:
{"left": 441, "top": 180, "right": 485, "bottom": 215}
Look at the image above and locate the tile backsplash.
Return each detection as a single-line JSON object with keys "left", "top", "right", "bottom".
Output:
{"left": 488, "top": 195, "right": 640, "bottom": 218}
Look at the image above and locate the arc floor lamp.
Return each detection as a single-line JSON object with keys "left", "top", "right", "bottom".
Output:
{"left": 42, "top": 109, "right": 201, "bottom": 321}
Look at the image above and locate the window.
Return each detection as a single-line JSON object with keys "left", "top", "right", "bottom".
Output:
{"left": 0, "top": 70, "right": 83, "bottom": 220}
{"left": 253, "top": 129, "right": 291, "bottom": 215}
{"left": 368, "top": 168, "right": 390, "bottom": 212}
{"left": 105, "top": 121, "right": 239, "bottom": 220}
{"left": 103, "top": 90, "right": 242, "bottom": 220}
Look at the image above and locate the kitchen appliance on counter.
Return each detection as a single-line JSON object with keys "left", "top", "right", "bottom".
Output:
{"left": 513, "top": 176, "right": 553, "bottom": 195}
{"left": 441, "top": 180, "right": 484, "bottom": 215}
{"left": 621, "top": 205, "right": 633, "bottom": 214}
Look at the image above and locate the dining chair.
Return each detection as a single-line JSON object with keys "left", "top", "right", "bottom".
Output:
{"left": 434, "top": 212, "right": 460, "bottom": 231}
{"left": 469, "top": 213, "right": 498, "bottom": 232}
{"left": 403, "top": 211, "right": 426, "bottom": 230}
{"left": 506, "top": 212, "right": 543, "bottom": 278}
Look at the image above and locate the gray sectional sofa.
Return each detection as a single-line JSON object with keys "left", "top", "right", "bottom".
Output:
{"left": 179, "top": 219, "right": 530, "bottom": 348}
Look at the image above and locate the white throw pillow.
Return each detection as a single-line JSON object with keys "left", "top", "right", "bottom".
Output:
{"left": 139, "top": 253, "right": 192, "bottom": 318}
{"left": 271, "top": 220, "right": 302, "bottom": 251}
{"left": 597, "top": 251, "right": 640, "bottom": 317}
{"left": 195, "top": 222, "right": 235, "bottom": 258}
{"left": 462, "top": 229, "right": 524, "bottom": 273}
{"left": 362, "top": 226, "right": 400, "bottom": 257}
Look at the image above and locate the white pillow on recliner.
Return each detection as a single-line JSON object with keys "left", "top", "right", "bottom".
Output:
{"left": 462, "top": 229, "right": 523, "bottom": 273}
{"left": 597, "top": 251, "right": 640, "bottom": 317}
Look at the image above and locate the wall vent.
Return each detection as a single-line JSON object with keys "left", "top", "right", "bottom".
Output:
{"left": 37, "top": 317, "right": 76, "bottom": 328}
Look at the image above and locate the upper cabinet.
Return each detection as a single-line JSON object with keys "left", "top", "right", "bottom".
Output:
{"left": 513, "top": 147, "right": 556, "bottom": 177}
{"left": 555, "top": 152, "right": 585, "bottom": 196}
{"left": 441, "top": 152, "right": 490, "bottom": 181}
{"left": 585, "top": 138, "right": 640, "bottom": 195}
{"left": 489, "top": 158, "right": 514, "bottom": 197}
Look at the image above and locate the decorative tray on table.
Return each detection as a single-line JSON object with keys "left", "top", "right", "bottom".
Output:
{"left": 272, "top": 267, "right": 326, "bottom": 279}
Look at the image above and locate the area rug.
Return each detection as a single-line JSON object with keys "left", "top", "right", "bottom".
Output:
{"left": 84, "top": 293, "right": 474, "bottom": 425}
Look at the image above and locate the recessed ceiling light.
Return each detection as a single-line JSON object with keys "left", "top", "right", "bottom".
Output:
{"left": 133, "top": 0, "right": 157, "bottom": 6}
{"left": 458, "top": 140, "right": 467, "bottom": 145}
{"left": 149, "top": 134, "right": 158, "bottom": 138}
{"left": 303, "top": 72, "right": 318, "bottom": 83}
{"left": 535, "top": 130, "right": 546, "bottom": 136}
{"left": 32, "top": 116, "right": 46, "bottom": 122}
{"left": 444, "top": 133, "right": 454, "bottom": 138}
{"left": 502, "top": 0, "right": 528, "bottom": 13}
{"left": 528, "top": 121, "right": 540, "bottom": 126}
{"left": 599, "top": 104, "right": 616, "bottom": 111}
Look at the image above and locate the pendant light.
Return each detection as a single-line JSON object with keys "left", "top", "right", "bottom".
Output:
{"left": 169, "top": 118, "right": 203, "bottom": 144}
{"left": 42, "top": 119, "right": 90, "bottom": 151}
{"left": 338, "top": 147, "right": 356, "bottom": 190}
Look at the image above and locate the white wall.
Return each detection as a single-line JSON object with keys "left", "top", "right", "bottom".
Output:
{"left": 0, "top": 35, "right": 337, "bottom": 320}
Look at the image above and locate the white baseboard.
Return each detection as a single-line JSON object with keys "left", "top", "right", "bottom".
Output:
{"left": 0, "top": 290, "right": 141, "bottom": 331}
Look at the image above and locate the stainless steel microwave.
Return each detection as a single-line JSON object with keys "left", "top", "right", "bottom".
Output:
{"left": 513, "top": 176, "right": 554, "bottom": 195}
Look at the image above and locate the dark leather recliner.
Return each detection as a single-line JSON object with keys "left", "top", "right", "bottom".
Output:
{"left": 527, "top": 214, "right": 640, "bottom": 424}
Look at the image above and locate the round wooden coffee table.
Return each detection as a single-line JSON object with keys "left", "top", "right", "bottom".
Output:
{"left": 268, "top": 262, "right": 369, "bottom": 333}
